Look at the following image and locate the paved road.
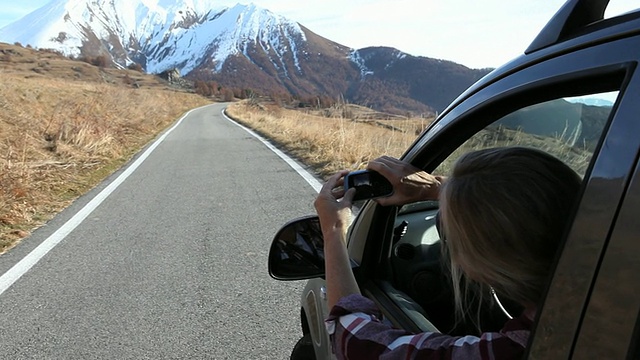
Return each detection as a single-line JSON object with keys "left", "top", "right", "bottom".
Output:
{"left": 0, "top": 103, "right": 320, "bottom": 359}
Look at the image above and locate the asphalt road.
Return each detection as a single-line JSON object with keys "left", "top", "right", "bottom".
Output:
{"left": 0, "top": 103, "right": 320, "bottom": 359}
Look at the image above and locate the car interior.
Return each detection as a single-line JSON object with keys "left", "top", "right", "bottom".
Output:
{"left": 388, "top": 201, "right": 524, "bottom": 335}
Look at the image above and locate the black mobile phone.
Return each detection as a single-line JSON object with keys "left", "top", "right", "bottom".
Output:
{"left": 344, "top": 170, "right": 394, "bottom": 201}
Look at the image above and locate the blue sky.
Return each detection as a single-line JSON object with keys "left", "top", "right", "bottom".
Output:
{"left": 0, "top": 0, "right": 637, "bottom": 69}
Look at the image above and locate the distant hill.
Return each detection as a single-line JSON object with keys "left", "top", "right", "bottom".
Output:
{"left": 498, "top": 98, "right": 612, "bottom": 151}
{"left": 347, "top": 47, "right": 489, "bottom": 114}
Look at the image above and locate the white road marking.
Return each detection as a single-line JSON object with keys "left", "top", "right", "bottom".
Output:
{"left": 0, "top": 106, "right": 204, "bottom": 296}
{"left": 221, "top": 109, "right": 322, "bottom": 193}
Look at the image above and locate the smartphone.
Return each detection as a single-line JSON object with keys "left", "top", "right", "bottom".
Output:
{"left": 344, "top": 170, "right": 394, "bottom": 201}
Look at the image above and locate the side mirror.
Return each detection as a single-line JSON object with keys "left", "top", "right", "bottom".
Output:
{"left": 268, "top": 215, "right": 326, "bottom": 281}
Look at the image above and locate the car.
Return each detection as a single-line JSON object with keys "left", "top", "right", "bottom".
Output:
{"left": 268, "top": 0, "right": 640, "bottom": 358}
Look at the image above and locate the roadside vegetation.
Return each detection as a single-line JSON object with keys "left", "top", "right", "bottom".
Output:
{"left": 225, "top": 100, "right": 435, "bottom": 178}
{"left": 227, "top": 98, "right": 596, "bottom": 180}
{"left": 0, "top": 43, "right": 211, "bottom": 254}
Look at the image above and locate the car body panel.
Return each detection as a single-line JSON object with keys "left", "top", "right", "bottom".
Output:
{"left": 301, "top": 279, "right": 333, "bottom": 360}
{"left": 572, "top": 149, "right": 640, "bottom": 358}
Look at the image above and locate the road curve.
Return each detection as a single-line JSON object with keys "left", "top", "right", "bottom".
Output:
{"left": 0, "top": 103, "right": 319, "bottom": 359}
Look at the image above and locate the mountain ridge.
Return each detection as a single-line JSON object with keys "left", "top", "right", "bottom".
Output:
{"left": 0, "top": 0, "right": 492, "bottom": 114}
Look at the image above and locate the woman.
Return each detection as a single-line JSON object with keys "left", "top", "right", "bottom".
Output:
{"left": 314, "top": 147, "right": 581, "bottom": 359}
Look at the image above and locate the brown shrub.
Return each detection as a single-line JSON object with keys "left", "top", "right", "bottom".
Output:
{"left": 127, "top": 63, "right": 143, "bottom": 72}
{"left": 222, "top": 88, "right": 235, "bottom": 101}
{"left": 92, "top": 55, "right": 109, "bottom": 68}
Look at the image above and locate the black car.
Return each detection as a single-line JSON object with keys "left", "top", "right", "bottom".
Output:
{"left": 269, "top": 0, "right": 640, "bottom": 358}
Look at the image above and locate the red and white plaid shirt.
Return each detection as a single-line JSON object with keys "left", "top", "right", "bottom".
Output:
{"left": 326, "top": 294, "right": 532, "bottom": 359}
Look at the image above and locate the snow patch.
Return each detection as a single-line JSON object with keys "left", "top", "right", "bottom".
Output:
{"left": 349, "top": 50, "right": 374, "bottom": 78}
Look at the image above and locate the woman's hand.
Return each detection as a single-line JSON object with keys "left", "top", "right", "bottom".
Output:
{"left": 315, "top": 170, "right": 360, "bottom": 307}
{"left": 367, "top": 156, "right": 444, "bottom": 206}
{"left": 314, "top": 170, "right": 356, "bottom": 238}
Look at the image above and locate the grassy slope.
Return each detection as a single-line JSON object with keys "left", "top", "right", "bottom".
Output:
{"left": 0, "top": 43, "right": 211, "bottom": 253}
{"left": 225, "top": 100, "right": 434, "bottom": 178}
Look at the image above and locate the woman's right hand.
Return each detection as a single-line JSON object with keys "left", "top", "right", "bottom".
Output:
{"left": 314, "top": 170, "right": 355, "bottom": 238}
{"left": 367, "top": 156, "right": 444, "bottom": 206}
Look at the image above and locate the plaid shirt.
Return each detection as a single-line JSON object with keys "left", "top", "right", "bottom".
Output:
{"left": 326, "top": 294, "right": 531, "bottom": 359}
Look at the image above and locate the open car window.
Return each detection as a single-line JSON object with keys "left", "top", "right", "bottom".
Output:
{"left": 432, "top": 91, "right": 618, "bottom": 178}
{"left": 384, "top": 89, "right": 621, "bottom": 336}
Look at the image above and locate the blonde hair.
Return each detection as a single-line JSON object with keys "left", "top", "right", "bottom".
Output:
{"left": 440, "top": 147, "right": 581, "bottom": 323}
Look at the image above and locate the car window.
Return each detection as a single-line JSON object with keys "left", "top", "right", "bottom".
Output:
{"left": 432, "top": 91, "right": 618, "bottom": 178}
{"left": 385, "top": 89, "right": 621, "bottom": 335}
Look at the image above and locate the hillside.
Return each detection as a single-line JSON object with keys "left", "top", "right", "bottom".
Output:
{"left": 0, "top": 42, "right": 211, "bottom": 253}
{"left": 348, "top": 47, "right": 490, "bottom": 114}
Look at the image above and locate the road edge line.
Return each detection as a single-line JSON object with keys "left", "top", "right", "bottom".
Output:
{"left": 0, "top": 105, "right": 206, "bottom": 296}
{"left": 221, "top": 108, "right": 322, "bottom": 193}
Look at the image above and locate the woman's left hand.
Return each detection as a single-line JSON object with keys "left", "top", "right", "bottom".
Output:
{"left": 314, "top": 170, "right": 356, "bottom": 237}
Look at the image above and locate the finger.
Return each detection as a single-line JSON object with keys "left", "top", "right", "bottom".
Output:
{"left": 369, "top": 156, "right": 405, "bottom": 171}
{"left": 367, "top": 161, "right": 395, "bottom": 182}
{"left": 366, "top": 159, "right": 386, "bottom": 172}
{"left": 374, "top": 197, "right": 391, "bottom": 206}
{"left": 342, "top": 188, "right": 356, "bottom": 206}
{"left": 321, "top": 170, "right": 349, "bottom": 194}
{"left": 376, "top": 156, "right": 403, "bottom": 166}
{"left": 331, "top": 188, "right": 345, "bottom": 199}
{"left": 324, "top": 170, "right": 349, "bottom": 187}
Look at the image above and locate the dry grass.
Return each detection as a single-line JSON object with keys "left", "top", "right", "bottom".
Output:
{"left": 0, "top": 43, "right": 169, "bottom": 89}
{"left": 226, "top": 101, "right": 435, "bottom": 178}
{"left": 227, "top": 100, "right": 594, "bottom": 183}
{"left": 432, "top": 126, "right": 593, "bottom": 178}
{"left": 0, "top": 73, "right": 210, "bottom": 253}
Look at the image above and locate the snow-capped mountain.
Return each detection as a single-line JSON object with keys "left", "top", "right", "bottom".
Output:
{"left": 0, "top": 0, "right": 490, "bottom": 114}
{"left": 0, "top": 0, "right": 305, "bottom": 75}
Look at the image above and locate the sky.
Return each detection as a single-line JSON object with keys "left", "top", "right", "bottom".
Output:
{"left": 0, "top": 0, "right": 637, "bottom": 69}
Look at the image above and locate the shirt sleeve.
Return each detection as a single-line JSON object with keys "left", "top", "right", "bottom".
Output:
{"left": 325, "top": 294, "right": 530, "bottom": 360}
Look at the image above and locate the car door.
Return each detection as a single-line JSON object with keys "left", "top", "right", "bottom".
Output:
{"left": 525, "top": 36, "right": 640, "bottom": 359}
{"left": 342, "top": 22, "right": 639, "bottom": 358}
{"left": 570, "top": 147, "right": 640, "bottom": 359}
